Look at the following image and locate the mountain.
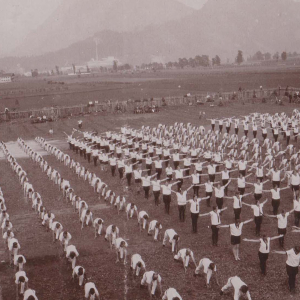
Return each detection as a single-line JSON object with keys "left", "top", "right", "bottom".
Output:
{"left": 2, "top": 0, "right": 300, "bottom": 72}
{"left": 14, "top": 0, "right": 194, "bottom": 56}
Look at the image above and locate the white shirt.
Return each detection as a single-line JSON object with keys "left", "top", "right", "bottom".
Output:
{"left": 176, "top": 192, "right": 187, "bottom": 206}
{"left": 162, "top": 184, "right": 172, "bottom": 195}
{"left": 165, "top": 229, "right": 177, "bottom": 242}
{"left": 210, "top": 210, "right": 221, "bottom": 225}
{"left": 251, "top": 204, "right": 264, "bottom": 216}
{"left": 232, "top": 196, "right": 243, "bottom": 209}
{"left": 254, "top": 183, "right": 263, "bottom": 194}
{"left": 162, "top": 288, "right": 182, "bottom": 300}
{"left": 23, "top": 289, "right": 38, "bottom": 300}
{"left": 271, "top": 189, "right": 280, "bottom": 200}
{"left": 277, "top": 212, "right": 290, "bottom": 229}
{"left": 259, "top": 238, "right": 270, "bottom": 253}
{"left": 142, "top": 271, "right": 162, "bottom": 284}
{"left": 188, "top": 198, "right": 201, "bottom": 213}
{"left": 84, "top": 282, "right": 99, "bottom": 298}
{"left": 230, "top": 223, "right": 244, "bottom": 236}
{"left": 131, "top": 254, "right": 146, "bottom": 269}
{"left": 286, "top": 249, "right": 300, "bottom": 267}
{"left": 199, "top": 258, "right": 217, "bottom": 273}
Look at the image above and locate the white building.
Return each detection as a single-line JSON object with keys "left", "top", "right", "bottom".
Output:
{"left": 0, "top": 73, "right": 14, "bottom": 83}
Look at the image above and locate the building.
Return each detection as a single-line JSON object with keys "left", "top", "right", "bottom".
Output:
{"left": 0, "top": 73, "right": 14, "bottom": 83}
{"left": 87, "top": 57, "right": 121, "bottom": 69}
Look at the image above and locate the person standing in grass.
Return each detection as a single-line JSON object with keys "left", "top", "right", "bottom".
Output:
{"left": 273, "top": 246, "right": 300, "bottom": 294}
{"left": 243, "top": 234, "right": 283, "bottom": 275}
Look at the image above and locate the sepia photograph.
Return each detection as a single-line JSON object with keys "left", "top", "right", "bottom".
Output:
{"left": 0, "top": 0, "right": 300, "bottom": 299}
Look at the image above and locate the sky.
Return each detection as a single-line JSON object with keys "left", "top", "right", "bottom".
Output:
{"left": 0, "top": 0, "right": 207, "bottom": 56}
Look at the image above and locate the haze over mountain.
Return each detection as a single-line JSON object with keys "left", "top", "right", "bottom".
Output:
{"left": 14, "top": 0, "right": 194, "bottom": 57}
{"left": 1, "top": 0, "right": 300, "bottom": 72}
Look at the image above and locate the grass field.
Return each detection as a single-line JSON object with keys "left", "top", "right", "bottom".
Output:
{"left": 0, "top": 66, "right": 300, "bottom": 111}
{"left": 1, "top": 98, "right": 300, "bottom": 300}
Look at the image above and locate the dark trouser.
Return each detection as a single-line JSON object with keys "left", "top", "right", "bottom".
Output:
{"left": 226, "top": 127, "right": 230, "bottom": 134}
{"left": 211, "top": 225, "right": 219, "bottom": 246}
{"left": 153, "top": 191, "right": 160, "bottom": 206}
{"left": 87, "top": 153, "right": 91, "bottom": 163}
{"left": 173, "top": 161, "right": 179, "bottom": 169}
{"left": 93, "top": 156, "right": 98, "bottom": 166}
{"left": 263, "top": 134, "right": 267, "bottom": 140}
{"left": 272, "top": 199, "right": 280, "bottom": 215}
{"left": 253, "top": 131, "right": 257, "bottom": 138}
{"left": 156, "top": 168, "right": 162, "bottom": 180}
{"left": 191, "top": 213, "right": 199, "bottom": 233}
{"left": 212, "top": 124, "right": 215, "bottom": 131}
{"left": 126, "top": 173, "right": 132, "bottom": 186}
{"left": 258, "top": 252, "right": 269, "bottom": 275}
{"left": 254, "top": 216, "right": 263, "bottom": 235}
{"left": 118, "top": 168, "right": 124, "bottom": 179}
{"left": 244, "top": 130, "right": 248, "bottom": 137}
{"left": 254, "top": 193, "right": 262, "bottom": 201}
{"left": 238, "top": 187, "right": 245, "bottom": 195}
{"left": 287, "top": 136, "right": 290, "bottom": 145}
{"left": 83, "top": 149, "right": 86, "bottom": 159}
{"left": 278, "top": 228, "right": 286, "bottom": 247}
{"left": 185, "top": 168, "right": 190, "bottom": 176}
{"left": 146, "top": 164, "right": 152, "bottom": 176}
{"left": 143, "top": 186, "right": 150, "bottom": 199}
{"left": 286, "top": 264, "right": 298, "bottom": 291}
{"left": 163, "top": 195, "right": 171, "bottom": 214}
{"left": 294, "top": 211, "right": 300, "bottom": 227}
{"left": 206, "top": 192, "right": 212, "bottom": 207}
{"left": 272, "top": 181, "right": 280, "bottom": 188}
{"left": 216, "top": 197, "right": 223, "bottom": 209}
{"left": 111, "top": 166, "right": 116, "bottom": 177}
{"left": 178, "top": 205, "right": 186, "bottom": 222}
{"left": 235, "top": 128, "right": 239, "bottom": 134}
{"left": 234, "top": 208, "right": 241, "bottom": 220}
{"left": 274, "top": 134, "right": 278, "bottom": 142}
{"left": 209, "top": 174, "right": 215, "bottom": 182}
{"left": 219, "top": 125, "right": 223, "bottom": 132}
{"left": 193, "top": 185, "right": 199, "bottom": 197}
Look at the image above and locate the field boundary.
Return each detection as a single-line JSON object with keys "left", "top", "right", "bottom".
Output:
{"left": 1, "top": 86, "right": 299, "bottom": 122}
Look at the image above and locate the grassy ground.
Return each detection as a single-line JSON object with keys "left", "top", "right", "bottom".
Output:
{"left": 0, "top": 66, "right": 300, "bottom": 111}
{"left": 0, "top": 101, "right": 300, "bottom": 299}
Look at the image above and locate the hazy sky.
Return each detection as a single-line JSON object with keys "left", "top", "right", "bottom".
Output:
{"left": 0, "top": 0, "right": 206, "bottom": 56}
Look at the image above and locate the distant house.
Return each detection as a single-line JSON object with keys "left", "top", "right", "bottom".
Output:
{"left": 0, "top": 73, "right": 14, "bottom": 83}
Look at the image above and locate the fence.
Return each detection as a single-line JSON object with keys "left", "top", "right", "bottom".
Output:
{"left": 1, "top": 87, "right": 299, "bottom": 122}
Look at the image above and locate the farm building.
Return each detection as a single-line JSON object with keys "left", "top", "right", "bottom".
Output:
{"left": 0, "top": 73, "right": 14, "bottom": 83}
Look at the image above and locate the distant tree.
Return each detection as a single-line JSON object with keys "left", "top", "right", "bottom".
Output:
{"left": 123, "top": 64, "right": 131, "bottom": 70}
{"left": 188, "top": 57, "right": 196, "bottom": 67}
{"left": 72, "top": 64, "right": 76, "bottom": 74}
{"left": 178, "top": 58, "right": 188, "bottom": 69}
{"left": 86, "top": 65, "right": 90, "bottom": 73}
{"left": 55, "top": 66, "right": 60, "bottom": 75}
{"left": 113, "top": 60, "right": 118, "bottom": 71}
{"left": 166, "top": 62, "right": 173, "bottom": 68}
{"left": 281, "top": 51, "right": 287, "bottom": 61}
{"left": 201, "top": 55, "right": 210, "bottom": 67}
{"left": 273, "top": 52, "right": 279, "bottom": 61}
{"left": 264, "top": 52, "right": 271, "bottom": 60}
{"left": 31, "top": 69, "right": 39, "bottom": 77}
{"left": 292, "top": 51, "right": 298, "bottom": 57}
{"left": 215, "top": 55, "right": 221, "bottom": 66}
{"left": 253, "top": 51, "right": 264, "bottom": 61}
{"left": 236, "top": 50, "right": 244, "bottom": 65}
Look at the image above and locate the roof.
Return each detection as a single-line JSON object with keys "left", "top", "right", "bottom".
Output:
{"left": 0, "top": 73, "right": 14, "bottom": 77}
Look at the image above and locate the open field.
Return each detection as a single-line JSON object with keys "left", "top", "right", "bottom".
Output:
{"left": 1, "top": 100, "right": 300, "bottom": 300}
{"left": 0, "top": 66, "right": 300, "bottom": 111}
